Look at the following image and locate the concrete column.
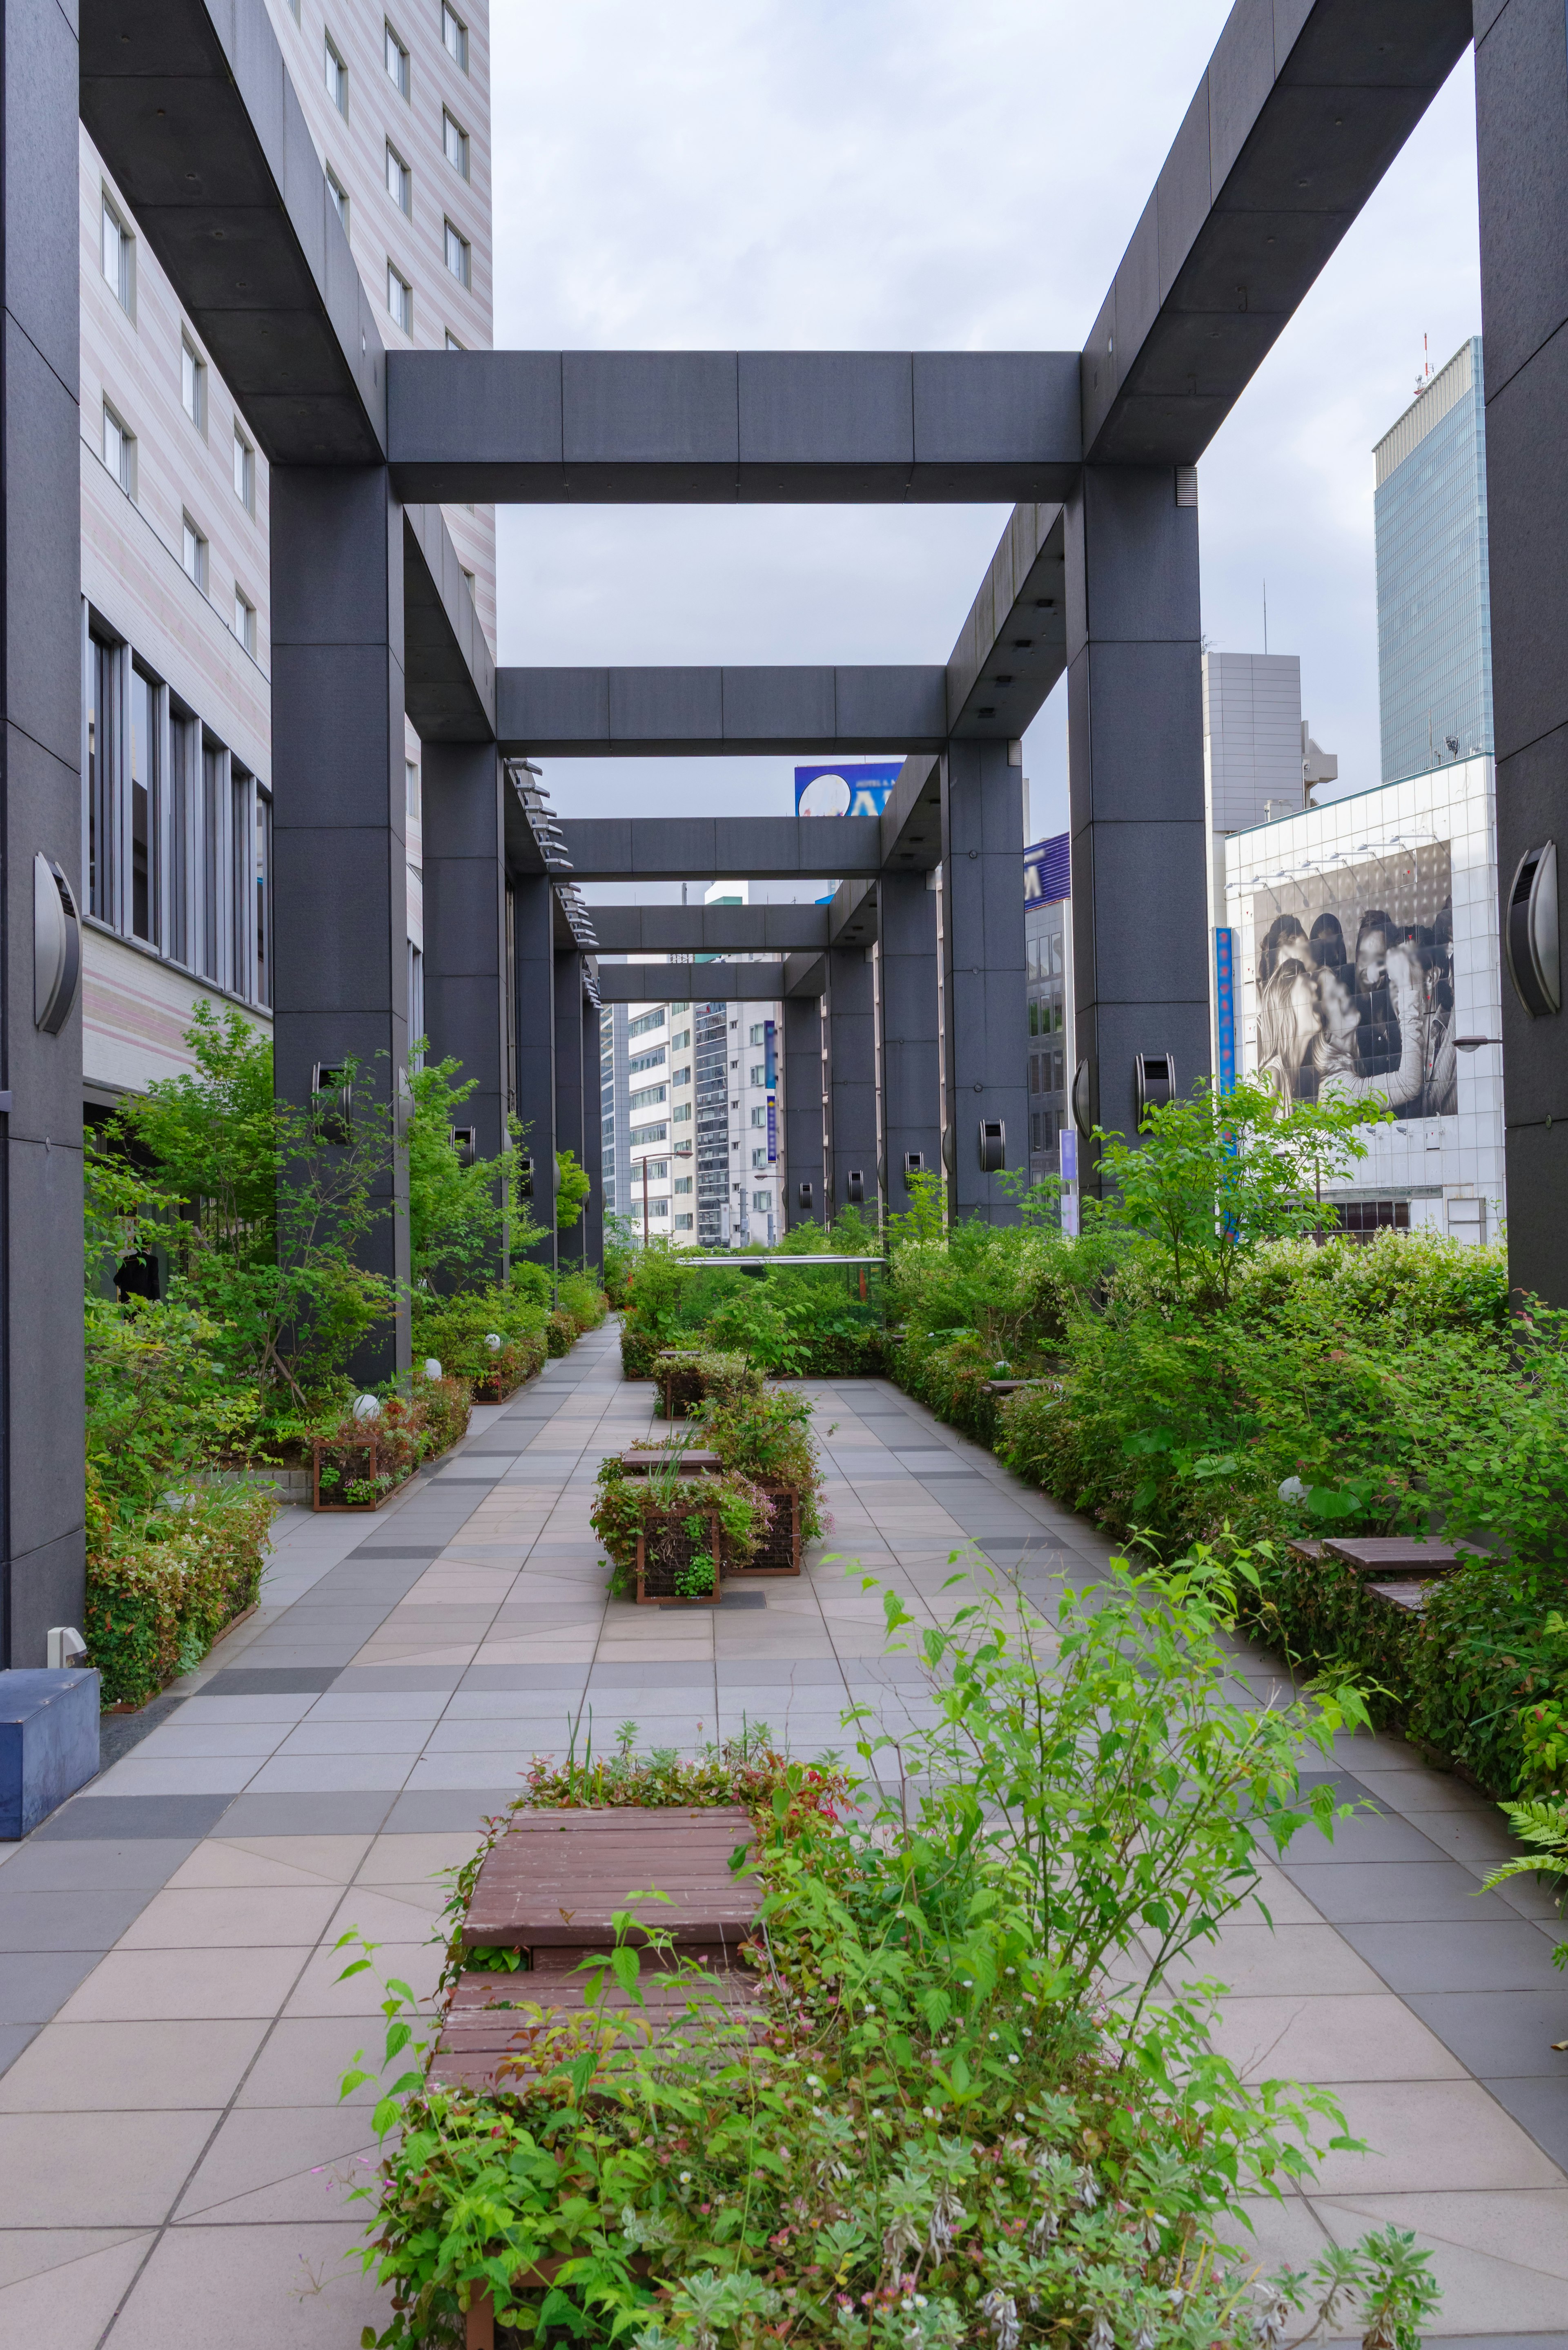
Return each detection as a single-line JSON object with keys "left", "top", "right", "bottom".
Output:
{"left": 581, "top": 991, "right": 604, "bottom": 1273}
{"left": 0, "top": 0, "right": 85, "bottom": 1663}
{"left": 1475, "top": 0, "right": 1568, "bottom": 1301}
{"left": 511, "top": 876, "right": 556, "bottom": 1275}
{"left": 783, "top": 992, "right": 826, "bottom": 1229}
{"left": 879, "top": 872, "right": 942, "bottom": 1213}
{"left": 421, "top": 742, "right": 507, "bottom": 1151}
{"left": 1064, "top": 466, "right": 1209, "bottom": 1184}
{"left": 554, "top": 949, "right": 585, "bottom": 1269}
{"left": 941, "top": 742, "right": 1030, "bottom": 1225}
{"left": 271, "top": 466, "right": 410, "bottom": 1380}
{"left": 828, "top": 946, "right": 878, "bottom": 1219}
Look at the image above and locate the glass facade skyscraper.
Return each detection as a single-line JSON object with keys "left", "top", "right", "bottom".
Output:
{"left": 1374, "top": 336, "right": 1494, "bottom": 784}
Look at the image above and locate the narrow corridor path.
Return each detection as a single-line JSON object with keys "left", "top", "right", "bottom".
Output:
{"left": 0, "top": 1320, "right": 1563, "bottom": 2343}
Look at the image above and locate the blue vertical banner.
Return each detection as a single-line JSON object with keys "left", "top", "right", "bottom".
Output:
{"left": 1214, "top": 927, "right": 1237, "bottom": 1093}
{"left": 764, "top": 1020, "right": 778, "bottom": 1163}
{"left": 766, "top": 1096, "right": 777, "bottom": 1164}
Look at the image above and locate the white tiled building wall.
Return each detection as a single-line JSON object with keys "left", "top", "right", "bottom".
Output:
{"left": 1224, "top": 758, "right": 1504, "bottom": 1240}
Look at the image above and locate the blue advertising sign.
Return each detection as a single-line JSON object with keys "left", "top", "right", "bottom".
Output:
{"left": 1214, "top": 927, "right": 1237, "bottom": 1094}
{"left": 763, "top": 1019, "right": 776, "bottom": 1090}
{"left": 795, "top": 763, "right": 901, "bottom": 818}
{"left": 1024, "top": 834, "right": 1070, "bottom": 905}
{"left": 766, "top": 1094, "right": 777, "bottom": 1164}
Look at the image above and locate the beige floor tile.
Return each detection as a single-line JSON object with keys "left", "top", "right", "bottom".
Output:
{"left": 0, "top": 2109, "right": 218, "bottom": 2226}
{"left": 1309, "top": 2081, "right": 1566, "bottom": 2194}
{"left": 56, "top": 1945, "right": 311, "bottom": 2024}
{"left": 0, "top": 2230, "right": 154, "bottom": 2350}
{"left": 281, "top": 1938, "right": 443, "bottom": 2019}
{"left": 164, "top": 1837, "right": 371, "bottom": 1891}
{"left": 1155, "top": 1923, "right": 1388, "bottom": 2000}
{"left": 1207, "top": 1993, "right": 1468, "bottom": 2085}
{"left": 0, "top": 2018, "right": 269, "bottom": 2112}
{"left": 1313, "top": 2188, "right": 1568, "bottom": 2332}
{"left": 355, "top": 1830, "right": 482, "bottom": 1884}
{"left": 173, "top": 2105, "right": 379, "bottom": 2222}
{"left": 117, "top": 1886, "right": 343, "bottom": 1950}
{"left": 103, "top": 2220, "right": 385, "bottom": 2350}
{"left": 326, "top": 1884, "right": 448, "bottom": 1944}
{"left": 233, "top": 2016, "right": 394, "bottom": 2109}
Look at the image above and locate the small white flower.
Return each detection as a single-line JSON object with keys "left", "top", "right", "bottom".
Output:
{"left": 1004, "top": 1967, "right": 1015, "bottom": 1976}
{"left": 679, "top": 2172, "right": 692, "bottom": 2183}
{"left": 988, "top": 2031, "right": 999, "bottom": 2042}
{"left": 1007, "top": 2054, "right": 1019, "bottom": 2066}
{"left": 922, "top": 2106, "right": 937, "bottom": 2119}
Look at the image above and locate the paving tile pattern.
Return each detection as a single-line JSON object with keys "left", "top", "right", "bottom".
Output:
{"left": 0, "top": 1321, "right": 1564, "bottom": 2341}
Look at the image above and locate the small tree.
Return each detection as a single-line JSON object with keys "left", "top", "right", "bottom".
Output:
{"left": 405, "top": 1052, "right": 541, "bottom": 1289}
{"left": 554, "top": 1146, "right": 590, "bottom": 1233}
{"left": 1091, "top": 1075, "right": 1381, "bottom": 1310}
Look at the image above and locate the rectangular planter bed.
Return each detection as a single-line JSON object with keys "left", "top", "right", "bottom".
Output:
{"left": 311, "top": 1435, "right": 416, "bottom": 1513}
{"left": 656, "top": 1353, "right": 706, "bottom": 1420}
{"left": 633, "top": 1504, "right": 722, "bottom": 1605}
{"left": 722, "top": 1479, "right": 801, "bottom": 1577}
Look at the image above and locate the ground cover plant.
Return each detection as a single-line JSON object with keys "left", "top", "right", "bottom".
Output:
{"left": 336, "top": 1552, "right": 1439, "bottom": 2349}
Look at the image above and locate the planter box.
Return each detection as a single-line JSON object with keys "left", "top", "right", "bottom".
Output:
{"left": 312, "top": 1434, "right": 416, "bottom": 1513}
{"left": 0, "top": 1670, "right": 101, "bottom": 1839}
{"left": 656, "top": 1353, "right": 706, "bottom": 1420}
{"left": 620, "top": 1447, "right": 722, "bottom": 1474}
{"left": 723, "top": 1480, "right": 801, "bottom": 1577}
{"left": 635, "top": 1505, "right": 722, "bottom": 1605}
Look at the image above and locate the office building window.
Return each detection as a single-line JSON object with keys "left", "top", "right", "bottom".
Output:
{"left": 749, "top": 1062, "right": 766, "bottom": 1086}
{"left": 255, "top": 791, "right": 272, "bottom": 1007}
{"left": 385, "top": 21, "right": 410, "bottom": 95}
{"left": 180, "top": 339, "right": 206, "bottom": 431}
{"left": 325, "top": 33, "right": 348, "bottom": 114}
{"left": 405, "top": 758, "right": 421, "bottom": 816}
{"left": 442, "top": 5, "right": 468, "bottom": 68}
{"left": 749, "top": 1024, "right": 766, "bottom": 1044}
{"left": 102, "top": 404, "right": 135, "bottom": 495}
{"left": 101, "top": 199, "right": 133, "bottom": 313}
{"left": 674, "top": 1213, "right": 693, "bottom": 1231}
{"left": 387, "top": 263, "right": 412, "bottom": 333}
{"left": 232, "top": 767, "right": 254, "bottom": 998}
{"left": 129, "top": 667, "right": 158, "bottom": 944}
{"left": 628, "top": 1044, "right": 666, "bottom": 1076}
{"left": 628, "top": 1008, "right": 666, "bottom": 1039}
{"left": 167, "top": 712, "right": 193, "bottom": 967}
{"left": 327, "top": 169, "right": 350, "bottom": 234}
{"left": 751, "top": 1148, "right": 767, "bottom": 1169}
{"left": 181, "top": 516, "right": 208, "bottom": 591}
{"left": 444, "top": 328, "right": 463, "bottom": 350}
{"left": 233, "top": 591, "right": 256, "bottom": 656}
{"left": 200, "top": 742, "right": 224, "bottom": 982}
{"left": 409, "top": 943, "right": 425, "bottom": 1061}
{"left": 444, "top": 220, "right": 470, "bottom": 286}
{"left": 443, "top": 110, "right": 469, "bottom": 176}
{"left": 671, "top": 1026, "right": 690, "bottom": 1050}
{"left": 672, "top": 1101, "right": 692, "bottom": 1123}
{"left": 85, "top": 633, "right": 118, "bottom": 924}
{"left": 749, "top": 1105, "right": 766, "bottom": 1127}
{"left": 674, "top": 1175, "right": 693, "bottom": 1195}
{"left": 232, "top": 428, "right": 254, "bottom": 510}
{"left": 629, "top": 1084, "right": 668, "bottom": 1113}
{"left": 752, "top": 1191, "right": 771, "bottom": 1212}
{"left": 386, "top": 143, "right": 411, "bottom": 213}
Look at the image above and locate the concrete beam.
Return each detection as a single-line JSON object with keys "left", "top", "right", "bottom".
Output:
{"left": 784, "top": 952, "right": 829, "bottom": 1000}
{"left": 589, "top": 905, "right": 831, "bottom": 955}
{"left": 497, "top": 665, "right": 949, "bottom": 755}
{"left": 594, "top": 962, "right": 786, "bottom": 1003}
{"left": 556, "top": 816, "right": 888, "bottom": 883}
{"left": 1081, "top": 0, "right": 1473, "bottom": 465}
{"left": 827, "top": 878, "right": 879, "bottom": 948}
{"left": 80, "top": 0, "right": 384, "bottom": 464}
{"left": 404, "top": 507, "right": 495, "bottom": 744}
{"left": 386, "top": 349, "right": 1082, "bottom": 503}
{"left": 946, "top": 505, "right": 1069, "bottom": 743}
{"left": 880, "top": 753, "right": 945, "bottom": 873}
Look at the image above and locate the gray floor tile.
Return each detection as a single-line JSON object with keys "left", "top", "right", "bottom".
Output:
{"left": 349, "top": 1545, "right": 445, "bottom": 1560}
{"left": 1280, "top": 1861, "right": 1519, "bottom": 1924}
{"left": 0, "top": 1948, "right": 107, "bottom": 2022}
{"left": 199, "top": 1668, "right": 342, "bottom": 1697}
{"left": 330, "top": 1668, "right": 466, "bottom": 1692}
{"left": 380, "top": 1790, "right": 530, "bottom": 1831}
{"left": 1405, "top": 1990, "right": 1568, "bottom": 2077}
{"left": 0, "top": 1840, "right": 198, "bottom": 1891}
{"left": 0, "top": 1893, "right": 151, "bottom": 1952}
{"left": 1338, "top": 1921, "right": 1568, "bottom": 1994}
{"left": 212, "top": 1794, "right": 397, "bottom": 1837}
{"left": 35, "top": 1796, "right": 234, "bottom": 1842}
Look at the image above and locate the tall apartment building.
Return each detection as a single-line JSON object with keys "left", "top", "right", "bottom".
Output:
{"left": 1374, "top": 337, "right": 1494, "bottom": 784}
{"left": 80, "top": 0, "right": 493, "bottom": 1121}
{"left": 1023, "top": 835, "right": 1071, "bottom": 1186}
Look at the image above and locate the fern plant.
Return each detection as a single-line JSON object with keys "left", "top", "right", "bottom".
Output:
{"left": 1482, "top": 1799, "right": 1568, "bottom": 1962}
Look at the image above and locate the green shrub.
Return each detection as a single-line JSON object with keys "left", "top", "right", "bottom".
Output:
{"left": 544, "top": 1310, "right": 576, "bottom": 1358}
{"left": 86, "top": 1483, "right": 273, "bottom": 1708}
{"left": 411, "top": 1285, "right": 548, "bottom": 1387}
{"left": 556, "top": 1269, "right": 608, "bottom": 1332}
{"left": 589, "top": 1453, "right": 773, "bottom": 1577}
{"left": 697, "top": 1385, "right": 824, "bottom": 1538}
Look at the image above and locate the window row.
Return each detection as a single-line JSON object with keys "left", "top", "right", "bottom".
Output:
{"left": 324, "top": 7, "right": 469, "bottom": 124}
{"left": 385, "top": 221, "right": 470, "bottom": 339}
{"left": 101, "top": 397, "right": 258, "bottom": 660}
{"left": 84, "top": 620, "right": 272, "bottom": 1010}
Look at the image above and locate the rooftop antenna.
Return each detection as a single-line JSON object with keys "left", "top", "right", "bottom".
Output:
{"left": 1414, "top": 332, "right": 1432, "bottom": 399}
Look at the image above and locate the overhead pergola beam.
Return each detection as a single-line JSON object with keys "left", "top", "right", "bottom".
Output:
{"left": 80, "top": 0, "right": 385, "bottom": 464}
{"left": 387, "top": 350, "right": 1082, "bottom": 503}
{"left": 404, "top": 506, "right": 496, "bottom": 743}
{"left": 497, "top": 666, "right": 948, "bottom": 756}
{"left": 590, "top": 904, "right": 832, "bottom": 954}
{"left": 555, "top": 816, "right": 891, "bottom": 883}
{"left": 1081, "top": 0, "right": 1473, "bottom": 465}
{"left": 946, "top": 505, "right": 1068, "bottom": 744}
{"left": 595, "top": 961, "right": 786, "bottom": 1003}
{"left": 880, "top": 753, "right": 945, "bottom": 873}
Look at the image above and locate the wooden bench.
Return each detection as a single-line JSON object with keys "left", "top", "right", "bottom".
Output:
{"left": 1323, "top": 1536, "right": 1479, "bottom": 1579}
{"left": 619, "top": 1447, "right": 722, "bottom": 1473}
{"left": 439, "top": 1805, "right": 764, "bottom": 2350}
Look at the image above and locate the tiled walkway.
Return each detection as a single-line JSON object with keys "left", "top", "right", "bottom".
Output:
{"left": 1, "top": 1319, "right": 1566, "bottom": 2345}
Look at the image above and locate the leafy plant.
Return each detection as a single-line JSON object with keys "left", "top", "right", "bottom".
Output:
{"left": 673, "top": 1550, "right": 716, "bottom": 1598}
{"left": 1481, "top": 1798, "right": 1568, "bottom": 1962}
{"left": 555, "top": 1146, "right": 592, "bottom": 1232}
{"left": 406, "top": 1051, "right": 541, "bottom": 1289}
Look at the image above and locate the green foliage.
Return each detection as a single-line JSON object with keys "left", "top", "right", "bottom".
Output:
{"left": 339, "top": 1562, "right": 1436, "bottom": 2350}
{"left": 555, "top": 1146, "right": 591, "bottom": 1232}
{"left": 697, "top": 1386, "right": 824, "bottom": 1539}
{"left": 589, "top": 1455, "right": 772, "bottom": 1574}
{"left": 1481, "top": 1797, "right": 1568, "bottom": 1963}
{"left": 406, "top": 1051, "right": 541, "bottom": 1289}
{"left": 619, "top": 1249, "right": 884, "bottom": 1381}
{"left": 602, "top": 1213, "right": 637, "bottom": 1308}
{"left": 314, "top": 1379, "right": 472, "bottom": 1508}
{"left": 85, "top": 1289, "right": 247, "bottom": 1526}
{"left": 85, "top": 1481, "right": 272, "bottom": 1707}
{"left": 410, "top": 1285, "right": 547, "bottom": 1392}
{"left": 557, "top": 1270, "right": 609, "bottom": 1333}
{"left": 1089, "top": 1075, "right": 1379, "bottom": 1311}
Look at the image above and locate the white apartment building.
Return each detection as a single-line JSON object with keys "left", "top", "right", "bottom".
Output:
{"left": 80, "top": 0, "right": 493, "bottom": 1120}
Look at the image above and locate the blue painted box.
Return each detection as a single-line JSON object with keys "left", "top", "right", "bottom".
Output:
{"left": 0, "top": 1670, "right": 101, "bottom": 1839}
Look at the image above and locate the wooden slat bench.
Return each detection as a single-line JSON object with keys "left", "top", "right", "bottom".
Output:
{"left": 1323, "top": 1537, "right": 1479, "bottom": 1579}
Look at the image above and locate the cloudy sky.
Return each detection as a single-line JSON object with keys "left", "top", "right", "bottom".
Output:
{"left": 490, "top": 0, "right": 1482, "bottom": 893}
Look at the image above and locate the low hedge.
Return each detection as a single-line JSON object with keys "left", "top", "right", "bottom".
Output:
{"left": 87, "top": 1486, "right": 274, "bottom": 1708}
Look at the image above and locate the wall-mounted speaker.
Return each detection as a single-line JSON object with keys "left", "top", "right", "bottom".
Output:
{"left": 33, "top": 854, "right": 80, "bottom": 1035}
{"left": 902, "top": 1150, "right": 925, "bottom": 1188}
{"left": 1506, "top": 841, "right": 1561, "bottom": 1019}
{"left": 1135, "top": 1053, "right": 1176, "bottom": 1124}
{"left": 451, "top": 1126, "right": 478, "bottom": 1168}
{"left": 797, "top": 1180, "right": 813, "bottom": 1211}
{"left": 1071, "top": 1059, "right": 1094, "bottom": 1138}
{"left": 845, "top": 1169, "right": 864, "bottom": 1204}
{"left": 978, "top": 1119, "right": 1005, "bottom": 1173}
{"left": 311, "top": 1065, "right": 353, "bottom": 1145}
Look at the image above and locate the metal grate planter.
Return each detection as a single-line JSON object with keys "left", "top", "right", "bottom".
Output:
{"left": 312, "top": 1434, "right": 412, "bottom": 1512}
{"left": 722, "top": 1480, "right": 801, "bottom": 1577}
{"left": 635, "top": 1505, "right": 723, "bottom": 1605}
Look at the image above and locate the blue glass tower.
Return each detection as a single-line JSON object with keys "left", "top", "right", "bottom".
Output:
{"left": 1374, "top": 337, "right": 1494, "bottom": 784}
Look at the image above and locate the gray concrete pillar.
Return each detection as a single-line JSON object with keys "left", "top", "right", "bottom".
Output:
{"left": 511, "top": 876, "right": 556, "bottom": 1275}
{"left": 879, "top": 872, "right": 942, "bottom": 1214}
{"left": 581, "top": 991, "right": 604, "bottom": 1274}
{"left": 941, "top": 742, "right": 1030, "bottom": 1225}
{"left": 270, "top": 466, "right": 410, "bottom": 1381}
{"left": 783, "top": 992, "right": 826, "bottom": 1229}
{"left": 0, "top": 0, "right": 86, "bottom": 1663}
{"left": 828, "top": 946, "right": 878, "bottom": 1220}
{"left": 1476, "top": 0, "right": 1568, "bottom": 1302}
{"left": 553, "top": 949, "right": 585, "bottom": 1270}
{"left": 1064, "top": 466, "right": 1209, "bottom": 1185}
{"left": 421, "top": 740, "right": 508, "bottom": 1288}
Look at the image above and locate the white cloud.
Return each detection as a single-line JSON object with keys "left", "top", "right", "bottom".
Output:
{"left": 491, "top": 1, "right": 1481, "bottom": 848}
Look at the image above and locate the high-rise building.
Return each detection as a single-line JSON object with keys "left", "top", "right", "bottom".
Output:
{"left": 80, "top": 0, "right": 493, "bottom": 1124}
{"left": 1374, "top": 336, "right": 1494, "bottom": 784}
{"left": 1023, "top": 835, "right": 1071, "bottom": 1187}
